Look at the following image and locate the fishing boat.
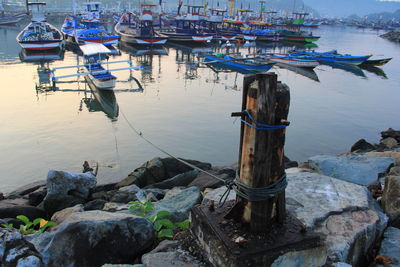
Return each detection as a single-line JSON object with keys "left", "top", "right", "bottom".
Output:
{"left": 159, "top": 5, "right": 213, "bottom": 43}
{"left": 115, "top": 5, "right": 167, "bottom": 46}
{"left": 274, "top": 63, "right": 320, "bottom": 82}
{"left": 201, "top": 9, "right": 237, "bottom": 41}
{"left": 360, "top": 58, "right": 392, "bottom": 66}
{"left": 16, "top": 2, "right": 63, "bottom": 51}
{"left": 0, "top": 12, "right": 26, "bottom": 26}
{"left": 204, "top": 54, "right": 274, "bottom": 73}
{"left": 62, "top": 1, "right": 119, "bottom": 46}
{"left": 263, "top": 54, "right": 319, "bottom": 68}
{"left": 51, "top": 43, "right": 140, "bottom": 90}
{"left": 290, "top": 50, "right": 371, "bottom": 65}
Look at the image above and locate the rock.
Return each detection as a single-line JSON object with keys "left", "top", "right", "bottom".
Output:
{"left": 375, "top": 227, "right": 400, "bottom": 267}
{"left": 216, "top": 167, "right": 236, "bottom": 178}
{"left": 118, "top": 184, "right": 141, "bottom": 194}
{"left": 0, "top": 193, "right": 4, "bottom": 201}
{"left": 44, "top": 170, "right": 97, "bottom": 214}
{"left": 28, "top": 211, "right": 154, "bottom": 267}
{"left": 0, "top": 199, "right": 46, "bottom": 221}
{"left": 1, "top": 231, "right": 43, "bottom": 267}
{"left": 380, "top": 31, "right": 400, "bottom": 43}
{"left": 110, "top": 192, "right": 137, "bottom": 203}
{"left": 144, "top": 170, "right": 200, "bottom": 190}
{"left": 93, "top": 183, "right": 118, "bottom": 193}
{"left": 381, "top": 128, "right": 400, "bottom": 142}
{"left": 143, "top": 188, "right": 166, "bottom": 200}
{"left": 332, "top": 263, "right": 352, "bottom": 267}
{"left": 92, "top": 190, "right": 116, "bottom": 201}
{"left": 308, "top": 155, "right": 394, "bottom": 185}
{"left": 284, "top": 156, "right": 299, "bottom": 169}
{"left": 202, "top": 186, "right": 235, "bottom": 205}
{"left": 163, "top": 187, "right": 186, "bottom": 199}
{"left": 102, "top": 265, "right": 141, "bottom": 267}
{"left": 141, "top": 251, "right": 202, "bottom": 267}
{"left": 28, "top": 187, "right": 47, "bottom": 207}
{"left": 51, "top": 204, "right": 84, "bottom": 224}
{"left": 117, "top": 157, "right": 211, "bottom": 188}
{"left": 141, "top": 240, "right": 201, "bottom": 267}
{"left": 2, "top": 218, "right": 25, "bottom": 229}
{"left": 102, "top": 202, "right": 131, "bottom": 212}
{"left": 363, "top": 151, "right": 400, "bottom": 166}
{"left": 381, "top": 176, "right": 400, "bottom": 226}
{"left": 6, "top": 181, "right": 46, "bottom": 198}
{"left": 150, "top": 187, "right": 201, "bottom": 222}
{"left": 351, "top": 139, "right": 376, "bottom": 152}
{"left": 270, "top": 246, "right": 327, "bottom": 267}
{"left": 188, "top": 172, "right": 226, "bottom": 191}
{"left": 389, "top": 166, "right": 400, "bottom": 176}
{"left": 381, "top": 137, "right": 399, "bottom": 149}
{"left": 84, "top": 199, "right": 107, "bottom": 211}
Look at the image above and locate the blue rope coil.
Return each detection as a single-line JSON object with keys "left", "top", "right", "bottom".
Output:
{"left": 241, "top": 109, "right": 288, "bottom": 131}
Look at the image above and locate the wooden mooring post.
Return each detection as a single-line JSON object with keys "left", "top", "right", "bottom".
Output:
{"left": 190, "top": 73, "right": 322, "bottom": 267}
{"left": 229, "top": 73, "right": 290, "bottom": 232}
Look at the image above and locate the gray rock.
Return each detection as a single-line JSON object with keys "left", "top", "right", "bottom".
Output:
{"left": 188, "top": 172, "right": 226, "bottom": 191}
{"left": 351, "top": 139, "right": 376, "bottom": 152}
{"left": 84, "top": 199, "right": 107, "bottom": 211}
{"left": 28, "top": 187, "right": 47, "bottom": 207}
{"left": 117, "top": 157, "right": 211, "bottom": 188}
{"left": 28, "top": 211, "right": 154, "bottom": 267}
{"left": 270, "top": 246, "right": 327, "bottom": 267}
{"left": 142, "top": 251, "right": 202, "bottom": 267}
{"left": 143, "top": 188, "right": 166, "bottom": 200}
{"left": 145, "top": 170, "right": 200, "bottom": 190}
{"left": 102, "top": 202, "right": 131, "bottom": 212}
{"left": 389, "top": 166, "right": 400, "bottom": 176}
{"left": 381, "top": 176, "right": 400, "bottom": 226}
{"left": 216, "top": 167, "right": 236, "bottom": 178}
{"left": 44, "top": 170, "right": 97, "bottom": 214}
{"left": 7, "top": 181, "right": 46, "bottom": 198}
{"left": 150, "top": 187, "right": 201, "bottom": 222}
{"left": 0, "top": 199, "right": 46, "bottom": 221}
{"left": 102, "top": 265, "right": 142, "bottom": 267}
{"left": 110, "top": 191, "right": 137, "bottom": 203}
{"left": 381, "top": 137, "right": 398, "bottom": 149}
{"left": 381, "top": 128, "right": 400, "bottom": 142}
{"left": 376, "top": 227, "right": 400, "bottom": 267}
{"left": 202, "top": 187, "right": 235, "bottom": 205}
{"left": 332, "top": 263, "right": 352, "bottom": 267}
{"left": 118, "top": 184, "right": 141, "bottom": 194}
{"left": 308, "top": 155, "right": 394, "bottom": 185}
{"left": 1, "top": 230, "right": 43, "bottom": 267}
{"left": 50, "top": 204, "right": 84, "bottom": 224}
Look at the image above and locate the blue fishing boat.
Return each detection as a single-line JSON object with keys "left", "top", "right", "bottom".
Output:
{"left": 262, "top": 54, "right": 320, "bottom": 68}
{"left": 290, "top": 50, "right": 372, "bottom": 65}
{"left": 204, "top": 54, "right": 274, "bottom": 74}
{"left": 62, "top": 1, "right": 119, "bottom": 46}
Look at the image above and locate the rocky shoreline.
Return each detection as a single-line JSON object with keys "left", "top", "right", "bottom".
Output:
{"left": 1, "top": 128, "right": 400, "bottom": 267}
{"left": 380, "top": 30, "right": 400, "bottom": 42}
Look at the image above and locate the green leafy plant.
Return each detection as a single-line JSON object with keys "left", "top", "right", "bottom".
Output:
{"left": 1, "top": 215, "right": 56, "bottom": 235}
{"left": 129, "top": 200, "right": 190, "bottom": 239}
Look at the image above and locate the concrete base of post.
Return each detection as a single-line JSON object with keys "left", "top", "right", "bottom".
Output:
{"left": 190, "top": 202, "right": 326, "bottom": 267}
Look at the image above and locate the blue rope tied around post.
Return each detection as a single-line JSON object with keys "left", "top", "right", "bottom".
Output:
{"left": 240, "top": 109, "right": 288, "bottom": 131}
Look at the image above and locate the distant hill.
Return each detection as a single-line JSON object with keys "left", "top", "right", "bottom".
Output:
{"left": 303, "top": 0, "right": 400, "bottom": 17}
{"left": 364, "top": 9, "right": 400, "bottom": 22}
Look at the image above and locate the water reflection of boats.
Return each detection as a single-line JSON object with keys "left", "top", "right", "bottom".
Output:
{"left": 323, "top": 61, "right": 366, "bottom": 78}
{"left": 19, "top": 49, "right": 64, "bottom": 62}
{"left": 167, "top": 43, "right": 213, "bottom": 55}
{"left": 119, "top": 42, "right": 168, "bottom": 56}
{"left": 83, "top": 76, "right": 119, "bottom": 120}
{"left": 359, "top": 64, "right": 388, "bottom": 79}
{"left": 274, "top": 63, "right": 320, "bottom": 82}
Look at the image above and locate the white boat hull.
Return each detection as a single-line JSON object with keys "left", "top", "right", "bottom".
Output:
{"left": 19, "top": 41, "right": 62, "bottom": 51}
{"left": 192, "top": 36, "right": 213, "bottom": 42}
{"left": 87, "top": 74, "right": 116, "bottom": 90}
{"left": 269, "top": 58, "right": 319, "bottom": 68}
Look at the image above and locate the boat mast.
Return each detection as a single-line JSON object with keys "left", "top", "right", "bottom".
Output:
{"left": 228, "top": 0, "right": 234, "bottom": 17}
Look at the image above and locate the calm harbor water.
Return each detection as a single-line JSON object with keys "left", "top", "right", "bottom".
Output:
{"left": 1, "top": 25, "right": 399, "bottom": 193}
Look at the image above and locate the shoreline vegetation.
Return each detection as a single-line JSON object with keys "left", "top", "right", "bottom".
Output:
{"left": 1, "top": 128, "right": 400, "bottom": 266}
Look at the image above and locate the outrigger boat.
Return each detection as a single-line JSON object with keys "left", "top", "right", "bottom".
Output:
{"left": 262, "top": 54, "right": 320, "bottom": 68}
{"left": 115, "top": 5, "right": 168, "bottom": 46}
{"left": 361, "top": 58, "right": 392, "bottom": 66}
{"left": 62, "top": 1, "right": 119, "bottom": 46}
{"left": 204, "top": 54, "right": 274, "bottom": 74}
{"left": 51, "top": 43, "right": 140, "bottom": 90}
{"left": 0, "top": 12, "right": 26, "bottom": 26}
{"left": 16, "top": 2, "right": 63, "bottom": 51}
{"left": 290, "top": 50, "right": 371, "bottom": 65}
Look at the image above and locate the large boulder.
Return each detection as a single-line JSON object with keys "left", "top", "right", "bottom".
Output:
{"left": 381, "top": 128, "right": 400, "bottom": 143}
{"left": 381, "top": 176, "right": 400, "bottom": 226}
{"left": 308, "top": 155, "right": 394, "bottom": 185}
{"left": 363, "top": 152, "right": 400, "bottom": 166}
{"left": 6, "top": 181, "right": 46, "bottom": 198}
{"left": 28, "top": 211, "right": 154, "bottom": 267}
{"left": 149, "top": 187, "right": 201, "bottom": 222}
{"left": 144, "top": 170, "right": 200, "bottom": 190}
{"left": 351, "top": 139, "right": 376, "bottom": 152}
{"left": 43, "top": 170, "right": 97, "bottom": 214}
{"left": 117, "top": 157, "right": 211, "bottom": 188}
{"left": 0, "top": 199, "right": 46, "bottom": 221}
{"left": 375, "top": 227, "right": 400, "bottom": 267}
{"left": 188, "top": 172, "right": 227, "bottom": 191}
{"left": 205, "top": 172, "right": 388, "bottom": 266}
{"left": 50, "top": 204, "right": 84, "bottom": 224}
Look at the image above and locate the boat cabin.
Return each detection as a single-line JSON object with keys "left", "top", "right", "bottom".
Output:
{"left": 28, "top": 1, "right": 46, "bottom": 22}
{"left": 81, "top": 1, "right": 101, "bottom": 23}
